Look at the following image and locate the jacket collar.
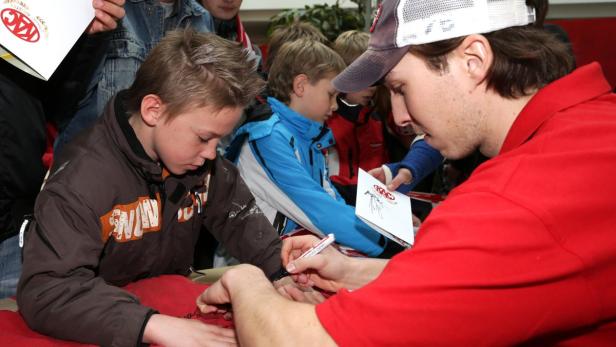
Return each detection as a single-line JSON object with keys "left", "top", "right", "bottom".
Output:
{"left": 267, "top": 97, "right": 334, "bottom": 147}
{"left": 105, "top": 92, "right": 164, "bottom": 184}
{"left": 500, "top": 63, "right": 612, "bottom": 155}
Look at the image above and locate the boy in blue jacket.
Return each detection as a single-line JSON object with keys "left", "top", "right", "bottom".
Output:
{"left": 227, "top": 39, "right": 388, "bottom": 257}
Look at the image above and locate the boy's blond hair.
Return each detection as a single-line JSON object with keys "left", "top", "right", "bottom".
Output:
{"left": 333, "top": 30, "right": 370, "bottom": 66}
{"left": 125, "top": 29, "right": 265, "bottom": 120}
{"left": 268, "top": 39, "right": 345, "bottom": 104}
{"left": 266, "top": 22, "right": 329, "bottom": 71}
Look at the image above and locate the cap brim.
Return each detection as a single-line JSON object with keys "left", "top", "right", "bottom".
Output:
{"left": 333, "top": 46, "right": 408, "bottom": 93}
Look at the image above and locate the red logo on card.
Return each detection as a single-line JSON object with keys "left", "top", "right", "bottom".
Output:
{"left": 1, "top": 8, "right": 40, "bottom": 42}
{"left": 373, "top": 184, "right": 395, "bottom": 201}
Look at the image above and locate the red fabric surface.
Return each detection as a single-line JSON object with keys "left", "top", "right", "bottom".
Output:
{"left": 0, "top": 275, "right": 231, "bottom": 346}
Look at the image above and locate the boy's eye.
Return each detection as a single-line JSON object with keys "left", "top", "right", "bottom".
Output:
{"left": 200, "top": 137, "right": 210, "bottom": 143}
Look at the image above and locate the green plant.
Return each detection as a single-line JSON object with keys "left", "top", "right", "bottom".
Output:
{"left": 268, "top": 0, "right": 367, "bottom": 42}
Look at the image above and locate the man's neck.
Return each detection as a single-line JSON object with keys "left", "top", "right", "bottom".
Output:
{"left": 480, "top": 91, "right": 536, "bottom": 157}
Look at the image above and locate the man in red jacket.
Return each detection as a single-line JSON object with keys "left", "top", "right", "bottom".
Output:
{"left": 198, "top": 0, "right": 616, "bottom": 345}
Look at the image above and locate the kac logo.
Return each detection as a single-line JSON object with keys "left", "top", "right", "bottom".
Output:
{"left": 1, "top": 8, "right": 40, "bottom": 42}
{"left": 373, "top": 184, "right": 395, "bottom": 201}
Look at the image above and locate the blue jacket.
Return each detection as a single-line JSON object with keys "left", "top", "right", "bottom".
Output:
{"left": 55, "top": 0, "right": 213, "bottom": 153}
{"left": 227, "top": 97, "right": 386, "bottom": 256}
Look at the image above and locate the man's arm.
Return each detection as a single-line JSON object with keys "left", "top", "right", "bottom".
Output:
{"left": 199, "top": 265, "right": 336, "bottom": 347}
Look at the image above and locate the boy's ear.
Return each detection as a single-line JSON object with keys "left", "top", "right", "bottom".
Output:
{"left": 455, "top": 34, "right": 493, "bottom": 87}
{"left": 292, "top": 74, "right": 310, "bottom": 97}
{"left": 140, "top": 94, "right": 165, "bottom": 126}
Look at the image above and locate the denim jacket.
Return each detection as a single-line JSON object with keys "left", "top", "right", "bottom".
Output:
{"left": 56, "top": 0, "right": 213, "bottom": 153}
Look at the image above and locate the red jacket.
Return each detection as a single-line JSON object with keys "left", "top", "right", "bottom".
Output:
{"left": 326, "top": 98, "right": 389, "bottom": 187}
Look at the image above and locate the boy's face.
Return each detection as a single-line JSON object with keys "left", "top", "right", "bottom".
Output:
{"left": 201, "top": 0, "right": 242, "bottom": 20}
{"left": 343, "top": 86, "right": 377, "bottom": 107}
{"left": 151, "top": 104, "right": 242, "bottom": 175}
{"left": 298, "top": 74, "right": 339, "bottom": 123}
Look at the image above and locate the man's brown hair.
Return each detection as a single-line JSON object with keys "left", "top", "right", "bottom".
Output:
{"left": 268, "top": 39, "right": 345, "bottom": 104}
{"left": 125, "top": 29, "right": 265, "bottom": 119}
{"left": 333, "top": 30, "right": 370, "bottom": 66}
{"left": 409, "top": 0, "right": 574, "bottom": 98}
{"left": 266, "top": 22, "right": 329, "bottom": 71}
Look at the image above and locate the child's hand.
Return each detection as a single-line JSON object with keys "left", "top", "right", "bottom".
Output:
{"left": 368, "top": 166, "right": 413, "bottom": 191}
{"left": 368, "top": 166, "right": 387, "bottom": 183}
{"left": 143, "top": 314, "right": 237, "bottom": 347}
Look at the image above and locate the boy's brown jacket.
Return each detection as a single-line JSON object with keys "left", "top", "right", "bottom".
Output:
{"left": 17, "top": 93, "right": 282, "bottom": 346}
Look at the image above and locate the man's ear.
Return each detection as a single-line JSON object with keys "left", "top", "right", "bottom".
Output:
{"left": 140, "top": 94, "right": 165, "bottom": 126}
{"left": 292, "top": 74, "right": 309, "bottom": 98}
{"left": 456, "top": 34, "right": 493, "bottom": 85}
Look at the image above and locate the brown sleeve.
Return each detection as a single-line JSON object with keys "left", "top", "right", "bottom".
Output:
{"left": 203, "top": 156, "right": 283, "bottom": 278}
{"left": 17, "top": 184, "right": 153, "bottom": 346}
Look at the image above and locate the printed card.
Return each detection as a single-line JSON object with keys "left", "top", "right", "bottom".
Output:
{"left": 0, "top": 0, "right": 94, "bottom": 80}
{"left": 356, "top": 169, "right": 414, "bottom": 248}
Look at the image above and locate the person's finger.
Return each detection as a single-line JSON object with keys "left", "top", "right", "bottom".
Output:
{"left": 196, "top": 282, "right": 230, "bottom": 313}
{"left": 276, "top": 285, "right": 293, "bottom": 300}
{"left": 93, "top": 9, "right": 117, "bottom": 30}
{"left": 286, "top": 253, "right": 327, "bottom": 274}
{"left": 283, "top": 285, "right": 326, "bottom": 304}
{"left": 368, "top": 167, "right": 385, "bottom": 182}
{"left": 204, "top": 324, "right": 236, "bottom": 339}
{"left": 412, "top": 214, "right": 421, "bottom": 227}
{"left": 93, "top": 0, "right": 126, "bottom": 20}
{"left": 388, "top": 169, "right": 412, "bottom": 191}
{"left": 281, "top": 235, "right": 320, "bottom": 265}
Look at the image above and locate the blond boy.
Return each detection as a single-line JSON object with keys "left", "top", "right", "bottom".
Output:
{"left": 227, "top": 39, "right": 388, "bottom": 256}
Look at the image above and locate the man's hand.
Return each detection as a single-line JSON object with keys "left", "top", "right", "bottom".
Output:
{"left": 87, "top": 0, "right": 125, "bottom": 34}
{"left": 368, "top": 167, "right": 413, "bottom": 191}
{"left": 197, "top": 264, "right": 271, "bottom": 314}
{"left": 277, "top": 284, "right": 327, "bottom": 304}
{"left": 275, "top": 277, "right": 327, "bottom": 304}
{"left": 142, "top": 314, "right": 237, "bottom": 347}
{"left": 281, "top": 235, "right": 352, "bottom": 292}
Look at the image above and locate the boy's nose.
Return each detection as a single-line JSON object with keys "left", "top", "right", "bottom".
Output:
{"left": 201, "top": 141, "right": 218, "bottom": 160}
{"left": 330, "top": 99, "right": 338, "bottom": 112}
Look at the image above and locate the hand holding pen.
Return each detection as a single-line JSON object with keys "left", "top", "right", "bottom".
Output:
{"left": 281, "top": 234, "right": 352, "bottom": 293}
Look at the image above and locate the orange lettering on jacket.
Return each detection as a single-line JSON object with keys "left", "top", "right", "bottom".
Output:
{"left": 100, "top": 196, "right": 162, "bottom": 243}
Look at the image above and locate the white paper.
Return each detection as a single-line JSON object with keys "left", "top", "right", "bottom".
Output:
{"left": 355, "top": 169, "right": 414, "bottom": 247}
{"left": 0, "top": 0, "right": 94, "bottom": 80}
